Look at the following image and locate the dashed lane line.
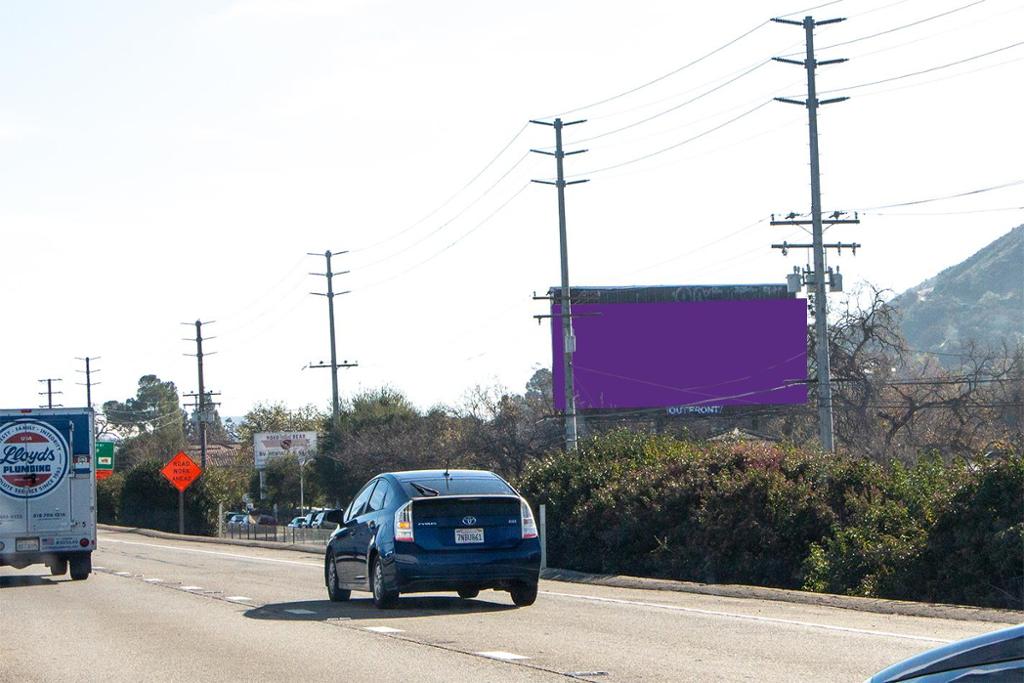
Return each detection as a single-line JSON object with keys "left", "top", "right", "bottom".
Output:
{"left": 226, "top": 596, "right": 253, "bottom": 603}
{"left": 99, "top": 537, "right": 322, "bottom": 568}
{"left": 180, "top": 585, "right": 204, "bottom": 591}
{"left": 285, "top": 609, "right": 317, "bottom": 615}
{"left": 143, "top": 578, "right": 164, "bottom": 583}
{"left": 477, "top": 651, "right": 531, "bottom": 661}
{"left": 541, "top": 590, "right": 954, "bottom": 644}
{"left": 364, "top": 626, "right": 404, "bottom": 634}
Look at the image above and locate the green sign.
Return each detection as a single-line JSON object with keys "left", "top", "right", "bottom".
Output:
{"left": 96, "top": 441, "right": 115, "bottom": 471}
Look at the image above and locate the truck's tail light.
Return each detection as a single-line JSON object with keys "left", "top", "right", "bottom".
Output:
{"left": 394, "top": 501, "right": 414, "bottom": 542}
{"left": 521, "top": 500, "right": 538, "bottom": 539}
{"left": 80, "top": 538, "right": 90, "bottom": 548}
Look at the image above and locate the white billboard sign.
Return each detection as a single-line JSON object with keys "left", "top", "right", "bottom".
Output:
{"left": 254, "top": 431, "right": 318, "bottom": 470}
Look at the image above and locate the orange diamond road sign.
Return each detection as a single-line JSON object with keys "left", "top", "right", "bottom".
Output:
{"left": 161, "top": 452, "right": 202, "bottom": 492}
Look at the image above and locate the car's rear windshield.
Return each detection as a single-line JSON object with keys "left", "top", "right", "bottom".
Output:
{"left": 399, "top": 477, "right": 515, "bottom": 497}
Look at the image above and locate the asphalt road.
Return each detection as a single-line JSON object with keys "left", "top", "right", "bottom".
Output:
{"left": 1, "top": 529, "right": 1014, "bottom": 682}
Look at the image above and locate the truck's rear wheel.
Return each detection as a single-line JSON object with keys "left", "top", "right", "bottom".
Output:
{"left": 69, "top": 554, "right": 91, "bottom": 581}
{"left": 50, "top": 558, "right": 68, "bottom": 576}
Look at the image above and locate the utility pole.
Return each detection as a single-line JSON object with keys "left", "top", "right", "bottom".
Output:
{"left": 37, "top": 378, "right": 63, "bottom": 409}
{"left": 308, "top": 250, "right": 357, "bottom": 420}
{"left": 183, "top": 320, "right": 216, "bottom": 469}
{"left": 530, "top": 117, "right": 589, "bottom": 452}
{"left": 75, "top": 356, "right": 101, "bottom": 408}
{"left": 771, "top": 15, "right": 861, "bottom": 453}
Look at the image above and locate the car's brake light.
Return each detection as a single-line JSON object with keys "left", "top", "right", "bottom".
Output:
{"left": 521, "top": 499, "right": 538, "bottom": 539}
{"left": 395, "top": 501, "right": 414, "bottom": 542}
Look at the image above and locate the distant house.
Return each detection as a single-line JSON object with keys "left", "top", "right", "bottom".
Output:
{"left": 185, "top": 443, "right": 244, "bottom": 468}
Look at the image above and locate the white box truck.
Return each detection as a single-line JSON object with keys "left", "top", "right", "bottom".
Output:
{"left": 0, "top": 408, "right": 96, "bottom": 580}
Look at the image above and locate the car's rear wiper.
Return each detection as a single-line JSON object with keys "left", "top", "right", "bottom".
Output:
{"left": 410, "top": 482, "right": 440, "bottom": 497}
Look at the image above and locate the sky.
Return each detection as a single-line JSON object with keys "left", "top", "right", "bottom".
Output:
{"left": 1, "top": 0, "right": 1021, "bottom": 419}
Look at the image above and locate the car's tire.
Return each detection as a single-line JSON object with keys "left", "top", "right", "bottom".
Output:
{"left": 457, "top": 588, "right": 480, "bottom": 599}
{"left": 370, "top": 556, "right": 398, "bottom": 609}
{"left": 69, "top": 554, "right": 91, "bottom": 581}
{"left": 326, "top": 553, "right": 350, "bottom": 602}
{"left": 50, "top": 558, "right": 68, "bottom": 576}
{"left": 509, "top": 582, "right": 538, "bottom": 607}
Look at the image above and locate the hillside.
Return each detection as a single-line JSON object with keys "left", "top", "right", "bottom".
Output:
{"left": 892, "top": 224, "right": 1023, "bottom": 360}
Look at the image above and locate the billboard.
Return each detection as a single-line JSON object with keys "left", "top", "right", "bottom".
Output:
{"left": 550, "top": 286, "right": 808, "bottom": 411}
{"left": 254, "top": 431, "right": 318, "bottom": 470}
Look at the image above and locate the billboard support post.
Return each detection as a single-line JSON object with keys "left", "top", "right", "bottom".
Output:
{"left": 530, "top": 117, "right": 589, "bottom": 451}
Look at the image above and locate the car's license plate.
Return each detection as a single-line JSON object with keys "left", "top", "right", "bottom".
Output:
{"left": 455, "top": 528, "right": 484, "bottom": 544}
{"left": 15, "top": 538, "right": 40, "bottom": 552}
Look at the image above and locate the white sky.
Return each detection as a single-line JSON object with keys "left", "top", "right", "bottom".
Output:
{"left": 2, "top": 0, "right": 1021, "bottom": 417}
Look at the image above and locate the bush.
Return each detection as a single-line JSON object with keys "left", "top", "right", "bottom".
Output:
{"left": 119, "top": 460, "right": 217, "bottom": 535}
{"left": 96, "top": 472, "right": 125, "bottom": 524}
{"left": 517, "top": 429, "right": 1024, "bottom": 608}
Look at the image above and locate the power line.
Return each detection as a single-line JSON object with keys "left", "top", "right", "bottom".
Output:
{"left": 351, "top": 124, "right": 530, "bottom": 254}
{"left": 866, "top": 205, "right": 1023, "bottom": 216}
{"left": 818, "top": 40, "right": 1024, "bottom": 94}
{"left": 355, "top": 183, "right": 531, "bottom": 292}
{"left": 839, "top": 52, "right": 1024, "bottom": 100}
{"left": 859, "top": 179, "right": 1024, "bottom": 210}
{"left": 804, "top": 0, "right": 989, "bottom": 54}
{"left": 351, "top": 152, "right": 532, "bottom": 271}
{"left": 576, "top": 100, "right": 771, "bottom": 177}
{"left": 570, "top": 60, "right": 773, "bottom": 145}
{"left": 545, "top": 21, "right": 769, "bottom": 118}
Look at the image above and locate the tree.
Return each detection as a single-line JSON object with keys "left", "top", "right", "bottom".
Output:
{"left": 102, "top": 375, "right": 186, "bottom": 468}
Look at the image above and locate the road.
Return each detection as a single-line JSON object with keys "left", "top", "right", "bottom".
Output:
{"left": 1, "top": 528, "right": 1014, "bottom": 682}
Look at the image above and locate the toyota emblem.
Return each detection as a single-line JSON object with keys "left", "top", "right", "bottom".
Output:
{"left": 462, "top": 516, "right": 477, "bottom": 526}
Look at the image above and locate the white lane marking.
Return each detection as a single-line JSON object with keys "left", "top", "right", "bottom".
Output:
{"left": 100, "top": 537, "right": 321, "bottom": 568}
{"left": 93, "top": 566, "right": 106, "bottom": 570}
{"left": 115, "top": 571, "right": 131, "bottom": 576}
{"left": 477, "top": 651, "right": 530, "bottom": 661}
{"left": 226, "top": 596, "right": 253, "bottom": 602}
{"left": 285, "top": 609, "right": 317, "bottom": 615}
{"left": 364, "top": 626, "right": 404, "bottom": 633}
{"left": 541, "top": 591, "right": 953, "bottom": 644}
{"left": 143, "top": 578, "right": 163, "bottom": 583}
{"left": 180, "top": 585, "right": 204, "bottom": 591}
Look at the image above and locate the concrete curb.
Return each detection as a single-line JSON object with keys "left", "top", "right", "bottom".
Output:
{"left": 539, "top": 567, "right": 1024, "bottom": 625}
{"left": 97, "top": 524, "right": 324, "bottom": 556}
{"left": 98, "top": 524, "right": 1023, "bottom": 624}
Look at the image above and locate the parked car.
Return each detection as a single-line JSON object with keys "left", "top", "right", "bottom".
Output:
{"left": 286, "top": 516, "right": 307, "bottom": 528}
{"left": 324, "top": 469, "right": 541, "bottom": 609}
{"left": 865, "top": 623, "right": 1023, "bottom": 682}
{"left": 311, "top": 509, "right": 342, "bottom": 529}
{"left": 227, "top": 514, "right": 247, "bottom": 526}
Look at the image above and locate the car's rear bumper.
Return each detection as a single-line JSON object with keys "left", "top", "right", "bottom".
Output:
{"left": 388, "top": 540, "right": 541, "bottom": 592}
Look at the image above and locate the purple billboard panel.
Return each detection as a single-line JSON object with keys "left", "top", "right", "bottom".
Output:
{"left": 551, "top": 299, "right": 808, "bottom": 410}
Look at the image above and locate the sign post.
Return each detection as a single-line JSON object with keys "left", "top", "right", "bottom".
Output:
{"left": 160, "top": 452, "right": 203, "bottom": 534}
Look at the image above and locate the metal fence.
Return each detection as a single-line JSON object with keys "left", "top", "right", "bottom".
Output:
{"left": 223, "top": 523, "right": 335, "bottom": 546}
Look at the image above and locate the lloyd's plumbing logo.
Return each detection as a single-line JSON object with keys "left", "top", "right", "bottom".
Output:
{"left": 0, "top": 420, "right": 69, "bottom": 499}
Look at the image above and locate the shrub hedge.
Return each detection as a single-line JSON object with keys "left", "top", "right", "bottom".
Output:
{"left": 516, "top": 430, "right": 1023, "bottom": 610}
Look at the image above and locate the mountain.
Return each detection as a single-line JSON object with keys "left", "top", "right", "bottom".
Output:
{"left": 891, "top": 224, "right": 1023, "bottom": 361}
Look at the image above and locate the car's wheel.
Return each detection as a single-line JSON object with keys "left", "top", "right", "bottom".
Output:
{"left": 509, "top": 582, "right": 537, "bottom": 607}
{"left": 370, "top": 556, "right": 398, "bottom": 609}
{"left": 69, "top": 554, "right": 91, "bottom": 581}
{"left": 50, "top": 558, "right": 68, "bottom": 576}
{"left": 326, "top": 552, "right": 350, "bottom": 602}
{"left": 457, "top": 588, "right": 479, "bottom": 599}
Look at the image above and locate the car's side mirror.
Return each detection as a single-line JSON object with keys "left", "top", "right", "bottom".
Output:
{"left": 323, "top": 509, "right": 343, "bottom": 526}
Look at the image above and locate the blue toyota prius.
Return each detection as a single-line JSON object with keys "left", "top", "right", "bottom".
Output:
{"left": 323, "top": 469, "right": 542, "bottom": 609}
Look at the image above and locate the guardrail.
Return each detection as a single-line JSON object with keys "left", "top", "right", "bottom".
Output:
{"left": 223, "top": 523, "right": 335, "bottom": 545}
